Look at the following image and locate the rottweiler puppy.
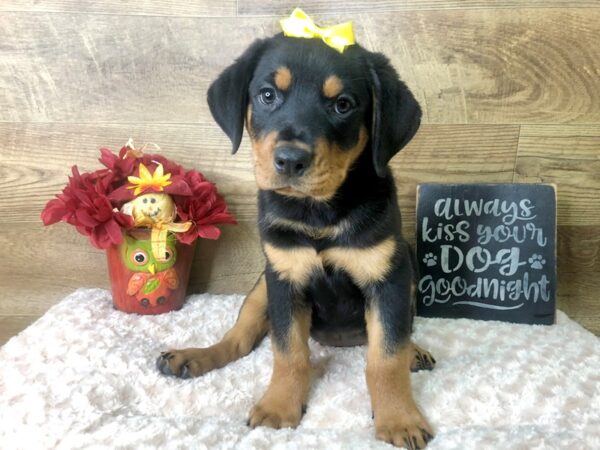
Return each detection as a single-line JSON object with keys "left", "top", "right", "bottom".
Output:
{"left": 157, "top": 33, "right": 436, "bottom": 449}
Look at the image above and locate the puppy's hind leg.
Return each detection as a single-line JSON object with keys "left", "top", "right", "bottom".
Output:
{"left": 156, "top": 273, "right": 269, "bottom": 379}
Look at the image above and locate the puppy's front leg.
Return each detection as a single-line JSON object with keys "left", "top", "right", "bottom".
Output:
{"left": 157, "top": 274, "right": 269, "bottom": 378}
{"left": 323, "top": 237, "right": 434, "bottom": 448}
{"left": 365, "top": 264, "right": 434, "bottom": 449}
{"left": 248, "top": 244, "right": 317, "bottom": 429}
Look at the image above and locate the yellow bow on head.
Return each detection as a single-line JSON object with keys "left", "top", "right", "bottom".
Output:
{"left": 280, "top": 8, "right": 355, "bottom": 54}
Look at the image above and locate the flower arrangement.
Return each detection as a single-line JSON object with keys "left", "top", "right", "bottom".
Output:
{"left": 41, "top": 140, "right": 236, "bottom": 314}
{"left": 41, "top": 140, "right": 236, "bottom": 248}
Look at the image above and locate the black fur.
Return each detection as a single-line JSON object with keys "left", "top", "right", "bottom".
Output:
{"left": 207, "top": 38, "right": 270, "bottom": 154}
{"left": 208, "top": 34, "right": 421, "bottom": 353}
{"left": 368, "top": 53, "right": 422, "bottom": 177}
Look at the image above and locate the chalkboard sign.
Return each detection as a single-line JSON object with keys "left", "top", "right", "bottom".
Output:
{"left": 416, "top": 183, "right": 556, "bottom": 325}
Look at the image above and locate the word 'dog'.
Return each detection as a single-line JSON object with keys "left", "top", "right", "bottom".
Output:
{"left": 439, "top": 245, "right": 523, "bottom": 277}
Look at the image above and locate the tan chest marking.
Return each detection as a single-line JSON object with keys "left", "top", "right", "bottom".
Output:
{"left": 264, "top": 237, "right": 396, "bottom": 287}
{"left": 263, "top": 243, "right": 322, "bottom": 285}
{"left": 321, "top": 237, "right": 396, "bottom": 287}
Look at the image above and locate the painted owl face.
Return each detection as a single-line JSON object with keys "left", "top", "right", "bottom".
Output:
{"left": 123, "top": 234, "right": 177, "bottom": 273}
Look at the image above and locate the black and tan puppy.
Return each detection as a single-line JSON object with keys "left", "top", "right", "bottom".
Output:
{"left": 157, "top": 33, "right": 435, "bottom": 448}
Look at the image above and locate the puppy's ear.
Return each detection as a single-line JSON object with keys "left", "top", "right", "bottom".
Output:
{"left": 207, "top": 39, "right": 269, "bottom": 154}
{"left": 368, "top": 53, "right": 421, "bottom": 177}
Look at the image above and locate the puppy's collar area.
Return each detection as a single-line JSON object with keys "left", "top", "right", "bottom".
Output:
{"left": 280, "top": 8, "right": 355, "bottom": 54}
{"left": 261, "top": 212, "right": 349, "bottom": 240}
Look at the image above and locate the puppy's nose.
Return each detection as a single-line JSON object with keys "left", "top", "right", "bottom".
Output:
{"left": 273, "top": 147, "right": 313, "bottom": 177}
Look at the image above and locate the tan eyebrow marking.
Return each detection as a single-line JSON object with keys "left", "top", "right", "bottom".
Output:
{"left": 323, "top": 75, "right": 344, "bottom": 98}
{"left": 274, "top": 66, "right": 292, "bottom": 91}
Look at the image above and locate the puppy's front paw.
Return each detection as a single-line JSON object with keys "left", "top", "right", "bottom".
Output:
{"left": 247, "top": 397, "right": 304, "bottom": 429}
{"left": 375, "top": 417, "right": 434, "bottom": 449}
{"left": 156, "top": 348, "right": 220, "bottom": 378}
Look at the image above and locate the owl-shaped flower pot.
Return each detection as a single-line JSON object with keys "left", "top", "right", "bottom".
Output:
{"left": 105, "top": 229, "right": 196, "bottom": 314}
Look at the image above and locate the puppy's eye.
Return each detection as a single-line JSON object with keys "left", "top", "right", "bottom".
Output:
{"left": 334, "top": 96, "right": 354, "bottom": 115}
{"left": 259, "top": 87, "right": 277, "bottom": 105}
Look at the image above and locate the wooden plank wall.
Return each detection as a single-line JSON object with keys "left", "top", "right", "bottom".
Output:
{"left": 1, "top": 1, "right": 599, "bottom": 344}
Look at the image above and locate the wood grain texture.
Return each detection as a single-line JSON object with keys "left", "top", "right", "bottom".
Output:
{"left": 557, "top": 226, "right": 600, "bottom": 274}
{"left": 362, "top": 9, "right": 600, "bottom": 124}
{"left": 557, "top": 276, "right": 600, "bottom": 335}
{"left": 515, "top": 125, "right": 600, "bottom": 226}
{"left": 0, "top": 316, "right": 38, "bottom": 346}
{"left": 393, "top": 124, "right": 518, "bottom": 233}
{"left": 239, "top": 1, "right": 600, "bottom": 15}
{"left": 0, "top": 123, "right": 518, "bottom": 226}
{"left": 0, "top": 1, "right": 236, "bottom": 17}
{"left": 0, "top": 14, "right": 277, "bottom": 123}
{"left": 0, "top": 123, "right": 257, "bottom": 223}
{"left": 2, "top": 10, "right": 600, "bottom": 124}
{"left": 4, "top": 0, "right": 600, "bottom": 16}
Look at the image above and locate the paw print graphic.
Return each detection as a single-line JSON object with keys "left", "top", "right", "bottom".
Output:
{"left": 528, "top": 254, "right": 546, "bottom": 269}
{"left": 423, "top": 253, "right": 437, "bottom": 267}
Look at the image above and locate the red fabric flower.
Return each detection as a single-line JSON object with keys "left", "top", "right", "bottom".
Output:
{"left": 41, "top": 166, "right": 134, "bottom": 249}
{"left": 98, "top": 146, "right": 136, "bottom": 187}
{"left": 141, "top": 153, "right": 186, "bottom": 179}
{"left": 41, "top": 145, "right": 236, "bottom": 249}
{"left": 175, "top": 170, "right": 237, "bottom": 243}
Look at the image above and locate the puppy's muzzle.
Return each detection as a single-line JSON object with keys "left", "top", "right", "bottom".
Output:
{"left": 273, "top": 146, "right": 313, "bottom": 178}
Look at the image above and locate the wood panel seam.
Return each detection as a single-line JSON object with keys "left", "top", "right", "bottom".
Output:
{"left": 512, "top": 124, "right": 521, "bottom": 183}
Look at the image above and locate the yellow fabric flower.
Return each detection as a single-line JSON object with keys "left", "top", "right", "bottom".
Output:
{"left": 127, "top": 163, "right": 172, "bottom": 196}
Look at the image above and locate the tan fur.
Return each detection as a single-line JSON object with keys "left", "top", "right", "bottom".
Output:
{"left": 273, "top": 186, "right": 311, "bottom": 198}
{"left": 323, "top": 75, "right": 343, "bottom": 98}
{"left": 224, "top": 274, "right": 269, "bottom": 351}
{"left": 307, "top": 126, "right": 368, "bottom": 200}
{"left": 264, "top": 236, "right": 395, "bottom": 287}
{"left": 321, "top": 236, "right": 396, "bottom": 287}
{"left": 247, "top": 112, "right": 368, "bottom": 200}
{"left": 249, "top": 309, "right": 312, "bottom": 428}
{"left": 160, "top": 274, "right": 269, "bottom": 377}
{"left": 365, "top": 306, "right": 433, "bottom": 448}
{"left": 274, "top": 66, "right": 292, "bottom": 91}
{"left": 264, "top": 214, "right": 349, "bottom": 239}
{"left": 250, "top": 130, "right": 279, "bottom": 190}
{"left": 410, "top": 278, "right": 417, "bottom": 318}
{"left": 245, "top": 105, "right": 255, "bottom": 139}
{"left": 276, "top": 139, "right": 311, "bottom": 152}
{"left": 263, "top": 243, "right": 322, "bottom": 285}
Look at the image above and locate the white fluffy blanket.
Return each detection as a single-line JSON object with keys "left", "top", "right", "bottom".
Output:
{"left": 1, "top": 289, "right": 599, "bottom": 449}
